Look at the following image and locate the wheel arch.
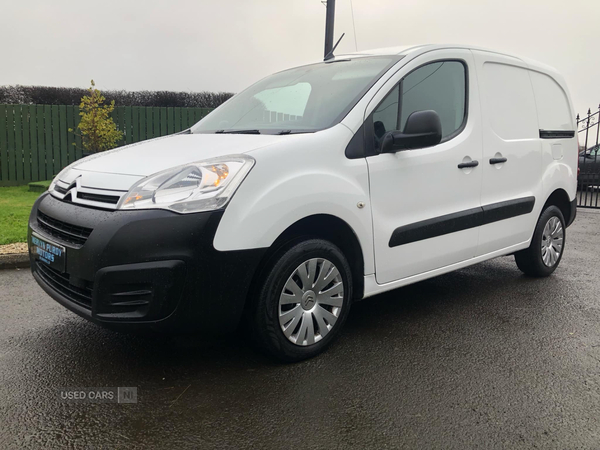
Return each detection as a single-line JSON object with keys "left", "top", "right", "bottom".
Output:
{"left": 251, "top": 214, "right": 365, "bottom": 301}
{"left": 543, "top": 188, "right": 573, "bottom": 225}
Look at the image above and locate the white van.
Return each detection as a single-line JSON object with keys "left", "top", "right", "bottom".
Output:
{"left": 29, "top": 45, "right": 578, "bottom": 361}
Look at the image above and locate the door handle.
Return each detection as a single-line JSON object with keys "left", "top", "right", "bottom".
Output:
{"left": 489, "top": 157, "right": 508, "bottom": 164}
{"left": 457, "top": 160, "right": 479, "bottom": 169}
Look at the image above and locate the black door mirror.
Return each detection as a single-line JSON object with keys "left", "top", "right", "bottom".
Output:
{"left": 380, "top": 110, "right": 442, "bottom": 153}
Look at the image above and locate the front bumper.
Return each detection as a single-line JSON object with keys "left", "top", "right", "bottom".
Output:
{"left": 29, "top": 193, "right": 266, "bottom": 333}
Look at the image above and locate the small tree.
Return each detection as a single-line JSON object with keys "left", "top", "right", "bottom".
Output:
{"left": 71, "top": 80, "right": 122, "bottom": 153}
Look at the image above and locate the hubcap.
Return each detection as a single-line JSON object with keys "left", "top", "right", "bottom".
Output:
{"left": 278, "top": 258, "right": 344, "bottom": 346}
{"left": 541, "top": 216, "right": 564, "bottom": 267}
{"left": 301, "top": 291, "right": 316, "bottom": 310}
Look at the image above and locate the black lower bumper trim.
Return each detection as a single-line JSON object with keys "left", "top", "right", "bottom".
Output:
{"left": 29, "top": 193, "right": 267, "bottom": 333}
{"left": 35, "top": 261, "right": 92, "bottom": 308}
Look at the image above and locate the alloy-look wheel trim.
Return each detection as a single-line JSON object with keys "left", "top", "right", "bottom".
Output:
{"left": 278, "top": 258, "right": 344, "bottom": 346}
{"left": 541, "top": 216, "right": 564, "bottom": 267}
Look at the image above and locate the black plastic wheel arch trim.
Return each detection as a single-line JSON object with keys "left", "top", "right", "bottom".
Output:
{"left": 566, "top": 198, "right": 577, "bottom": 227}
{"left": 389, "top": 196, "right": 536, "bottom": 247}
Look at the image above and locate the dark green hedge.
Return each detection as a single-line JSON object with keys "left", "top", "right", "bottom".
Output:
{"left": 0, "top": 85, "right": 233, "bottom": 109}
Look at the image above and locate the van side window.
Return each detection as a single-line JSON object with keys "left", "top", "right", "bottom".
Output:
{"left": 400, "top": 61, "right": 466, "bottom": 139}
{"left": 368, "top": 60, "right": 467, "bottom": 154}
{"left": 372, "top": 84, "right": 400, "bottom": 143}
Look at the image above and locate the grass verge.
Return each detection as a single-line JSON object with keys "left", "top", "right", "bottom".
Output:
{"left": 0, "top": 186, "right": 42, "bottom": 245}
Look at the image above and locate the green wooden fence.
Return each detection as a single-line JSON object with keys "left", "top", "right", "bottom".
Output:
{"left": 0, "top": 104, "right": 212, "bottom": 186}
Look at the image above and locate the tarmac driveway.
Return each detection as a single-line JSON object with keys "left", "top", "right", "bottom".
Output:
{"left": 1, "top": 209, "right": 600, "bottom": 449}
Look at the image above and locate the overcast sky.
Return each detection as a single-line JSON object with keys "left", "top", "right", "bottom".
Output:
{"left": 1, "top": 0, "right": 598, "bottom": 118}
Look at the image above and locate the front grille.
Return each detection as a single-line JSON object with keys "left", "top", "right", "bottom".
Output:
{"left": 37, "top": 211, "right": 93, "bottom": 246}
{"left": 36, "top": 262, "right": 93, "bottom": 308}
{"left": 76, "top": 191, "right": 120, "bottom": 204}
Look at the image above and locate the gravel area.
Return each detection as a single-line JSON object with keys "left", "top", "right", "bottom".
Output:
{"left": 0, "top": 243, "right": 28, "bottom": 255}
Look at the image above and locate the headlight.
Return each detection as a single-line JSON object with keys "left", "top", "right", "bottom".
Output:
{"left": 117, "top": 154, "right": 255, "bottom": 213}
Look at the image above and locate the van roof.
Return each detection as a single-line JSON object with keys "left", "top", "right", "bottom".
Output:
{"left": 334, "top": 44, "right": 559, "bottom": 77}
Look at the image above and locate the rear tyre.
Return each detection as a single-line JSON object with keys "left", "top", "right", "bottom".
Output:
{"left": 248, "top": 239, "right": 352, "bottom": 362}
{"left": 514, "top": 205, "right": 565, "bottom": 277}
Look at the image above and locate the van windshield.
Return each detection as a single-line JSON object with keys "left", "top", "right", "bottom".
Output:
{"left": 191, "top": 56, "right": 400, "bottom": 135}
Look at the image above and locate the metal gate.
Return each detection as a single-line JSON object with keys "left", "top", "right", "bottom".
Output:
{"left": 577, "top": 105, "right": 600, "bottom": 208}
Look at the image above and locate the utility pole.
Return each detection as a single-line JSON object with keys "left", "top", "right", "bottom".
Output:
{"left": 324, "top": 0, "right": 336, "bottom": 58}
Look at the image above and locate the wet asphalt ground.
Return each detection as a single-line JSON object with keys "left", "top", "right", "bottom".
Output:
{"left": 1, "top": 209, "right": 600, "bottom": 449}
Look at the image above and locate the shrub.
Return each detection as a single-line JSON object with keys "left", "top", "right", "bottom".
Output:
{"left": 71, "top": 81, "right": 123, "bottom": 154}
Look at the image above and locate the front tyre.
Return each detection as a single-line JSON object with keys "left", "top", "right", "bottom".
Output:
{"left": 515, "top": 205, "right": 566, "bottom": 277}
{"left": 248, "top": 239, "right": 353, "bottom": 362}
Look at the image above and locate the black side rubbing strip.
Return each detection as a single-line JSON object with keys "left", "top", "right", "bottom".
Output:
{"left": 480, "top": 196, "right": 535, "bottom": 224}
{"left": 389, "top": 207, "right": 482, "bottom": 248}
{"left": 539, "top": 130, "right": 575, "bottom": 139}
{"left": 388, "top": 196, "right": 536, "bottom": 248}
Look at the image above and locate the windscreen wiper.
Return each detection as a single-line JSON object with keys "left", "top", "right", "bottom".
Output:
{"left": 215, "top": 129, "right": 261, "bottom": 134}
{"left": 276, "top": 130, "right": 311, "bottom": 135}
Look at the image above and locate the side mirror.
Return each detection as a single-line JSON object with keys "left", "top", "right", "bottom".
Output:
{"left": 380, "top": 110, "right": 442, "bottom": 153}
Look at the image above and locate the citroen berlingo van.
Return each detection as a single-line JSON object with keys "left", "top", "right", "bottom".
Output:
{"left": 29, "top": 45, "right": 578, "bottom": 361}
